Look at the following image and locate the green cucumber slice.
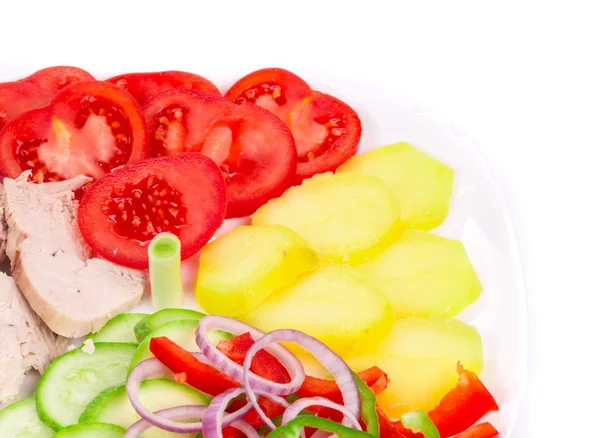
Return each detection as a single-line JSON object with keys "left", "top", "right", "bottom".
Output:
{"left": 80, "top": 379, "right": 210, "bottom": 438}
{"left": 53, "top": 422, "right": 126, "bottom": 437}
{"left": 134, "top": 309, "right": 206, "bottom": 342}
{"left": 37, "top": 342, "right": 137, "bottom": 430}
{"left": 129, "top": 319, "right": 232, "bottom": 371}
{"left": 87, "top": 313, "right": 149, "bottom": 344}
{"left": 0, "top": 397, "right": 54, "bottom": 438}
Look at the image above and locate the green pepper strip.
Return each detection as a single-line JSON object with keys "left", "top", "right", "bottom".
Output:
{"left": 400, "top": 410, "right": 441, "bottom": 438}
{"left": 353, "top": 371, "right": 380, "bottom": 438}
{"left": 266, "top": 416, "right": 375, "bottom": 438}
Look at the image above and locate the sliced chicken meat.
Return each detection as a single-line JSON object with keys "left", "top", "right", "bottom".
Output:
{"left": 3, "top": 172, "right": 145, "bottom": 338}
{"left": 0, "top": 272, "right": 69, "bottom": 403}
{"left": 0, "top": 183, "right": 6, "bottom": 263}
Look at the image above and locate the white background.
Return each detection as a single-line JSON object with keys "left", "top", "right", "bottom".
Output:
{"left": 2, "top": 1, "right": 599, "bottom": 436}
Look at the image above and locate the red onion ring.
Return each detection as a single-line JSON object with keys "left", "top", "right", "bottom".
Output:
{"left": 229, "top": 420, "right": 261, "bottom": 438}
{"left": 195, "top": 316, "right": 305, "bottom": 395}
{"left": 203, "top": 388, "right": 247, "bottom": 438}
{"left": 124, "top": 405, "right": 207, "bottom": 438}
{"left": 282, "top": 397, "right": 362, "bottom": 429}
{"left": 242, "top": 330, "right": 360, "bottom": 430}
{"left": 124, "top": 405, "right": 257, "bottom": 438}
{"left": 126, "top": 358, "right": 208, "bottom": 433}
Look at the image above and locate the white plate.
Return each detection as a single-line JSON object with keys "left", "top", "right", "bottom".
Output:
{"left": 1, "top": 73, "right": 527, "bottom": 437}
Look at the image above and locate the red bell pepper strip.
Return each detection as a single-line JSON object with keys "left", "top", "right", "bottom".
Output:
{"left": 218, "top": 333, "right": 291, "bottom": 429}
{"left": 242, "top": 397, "right": 287, "bottom": 429}
{"left": 452, "top": 423, "right": 499, "bottom": 438}
{"left": 428, "top": 363, "right": 499, "bottom": 438}
{"left": 375, "top": 406, "right": 423, "bottom": 438}
{"left": 217, "top": 332, "right": 291, "bottom": 383}
{"left": 222, "top": 426, "right": 245, "bottom": 438}
{"left": 149, "top": 336, "right": 239, "bottom": 396}
{"left": 297, "top": 366, "right": 389, "bottom": 403}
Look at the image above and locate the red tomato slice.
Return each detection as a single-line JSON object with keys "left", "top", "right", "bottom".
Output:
{"left": 0, "top": 66, "right": 94, "bottom": 131}
{"left": 0, "top": 81, "right": 148, "bottom": 184}
{"left": 78, "top": 153, "right": 226, "bottom": 269}
{"left": 143, "top": 89, "right": 296, "bottom": 218}
{"left": 106, "top": 71, "right": 221, "bottom": 106}
{"left": 225, "top": 68, "right": 361, "bottom": 182}
{"left": 288, "top": 91, "right": 362, "bottom": 182}
{"left": 225, "top": 68, "right": 312, "bottom": 121}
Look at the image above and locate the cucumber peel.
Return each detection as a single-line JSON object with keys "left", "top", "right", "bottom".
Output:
{"left": 87, "top": 313, "right": 149, "bottom": 344}
{"left": 53, "top": 422, "right": 126, "bottom": 437}
{"left": 134, "top": 308, "right": 206, "bottom": 343}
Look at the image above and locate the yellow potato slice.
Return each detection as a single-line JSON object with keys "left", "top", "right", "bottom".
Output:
{"left": 195, "top": 225, "right": 318, "bottom": 317}
{"left": 357, "top": 231, "right": 482, "bottom": 318}
{"left": 252, "top": 172, "right": 402, "bottom": 264}
{"left": 345, "top": 317, "right": 483, "bottom": 418}
{"left": 241, "top": 263, "right": 394, "bottom": 356}
{"left": 337, "top": 142, "right": 454, "bottom": 231}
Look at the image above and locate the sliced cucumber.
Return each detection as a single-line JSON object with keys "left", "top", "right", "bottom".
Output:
{"left": 130, "top": 320, "right": 200, "bottom": 371}
{"left": 130, "top": 319, "right": 232, "bottom": 371}
{"left": 87, "top": 313, "right": 149, "bottom": 344}
{"left": 134, "top": 308, "right": 206, "bottom": 342}
{"left": 53, "top": 422, "right": 125, "bottom": 437}
{"left": 80, "top": 378, "right": 210, "bottom": 438}
{"left": 0, "top": 397, "right": 54, "bottom": 438}
{"left": 37, "top": 342, "right": 137, "bottom": 430}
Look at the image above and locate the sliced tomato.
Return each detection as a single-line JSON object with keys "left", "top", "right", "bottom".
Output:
{"left": 224, "top": 68, "right": 312, "bottom": 120}
{"left": 0, "top": 81, "right": 148, "bottom": 185}
{"left": 106, "top": 70, "right": 221, "bottom": 106}
{"left": 77, "top": 153, "right": 226, "bottom": 269}
{"left": 225, "top": 69, "right": 361, "bottom": 182}
{"left": 288, "top": 91, "right": 362, "bottom": 181}
{"left": 143, "top": 89, "right": 296, "bottom": 218}
{"left": 0, "top": 66, "right": 94, "bottom": 131}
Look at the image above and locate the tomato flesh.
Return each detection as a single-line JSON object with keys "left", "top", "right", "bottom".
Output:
{"left": 78, "top": 153, "right": 227, "bottom": 269}
{"left": 106, "top": 70, "right": 221, "bottom": 106}
{"left": 225, "top": 68, "right": 312, "bottom": 120}
{"left": 143, "top": 89, "right": 296, "bottom": 218}
{"left": 149, "top": 104, "right": 188, "bottom": 157}
{"left": 103, "top": 175, "right": 188, "bottom": 241}
{"left": 0, "top": 66, "right": 94, "bottom": 131}
{"left": 289, "top": 92, "right": 362, "bottom": 181}
{"left": 0, "top": 81, "right": 148, "bottom": 184}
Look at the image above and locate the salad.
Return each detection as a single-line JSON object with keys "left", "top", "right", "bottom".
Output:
{"left": 0, "top": 67, "right": 502, "bottom": 438}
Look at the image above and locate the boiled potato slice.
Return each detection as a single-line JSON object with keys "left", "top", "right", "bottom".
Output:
{"left": 252, "top": 172, "right": 402, "bottom": 264}
{"left": 195, "top": 225, "right": 318, "bottom": 317}
{"left": 357, "top": 231, "right": 482, "bottom": 318}
{"left": 345, "top": 317, "right": 483, "bottom": 417}
{"left": 241, "top": 263, "right": 394, "bottom": 355}
{"left": 337, "top": 142, "right": 454, "bottom": 231}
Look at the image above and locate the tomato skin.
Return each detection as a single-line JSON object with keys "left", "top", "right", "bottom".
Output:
{"left": 224, "top": 68, "right": 312, "bottom": 121}
{"left": 0, "top": 66, "right": 94, "bottom": 131}
{"left": 78, "top": 153, "right": 227, "bottom": 269}
{"left": 143, "top": 89, "right": 296, "bottom": 218}
{"left": 289, "top": 91, "right": 362, "bottom": 182}
{"left": 0, "top": 80, "right": 148, "bottom": 182}
{"left": 106, "top": 71, "right": 221, "bottom": 106}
